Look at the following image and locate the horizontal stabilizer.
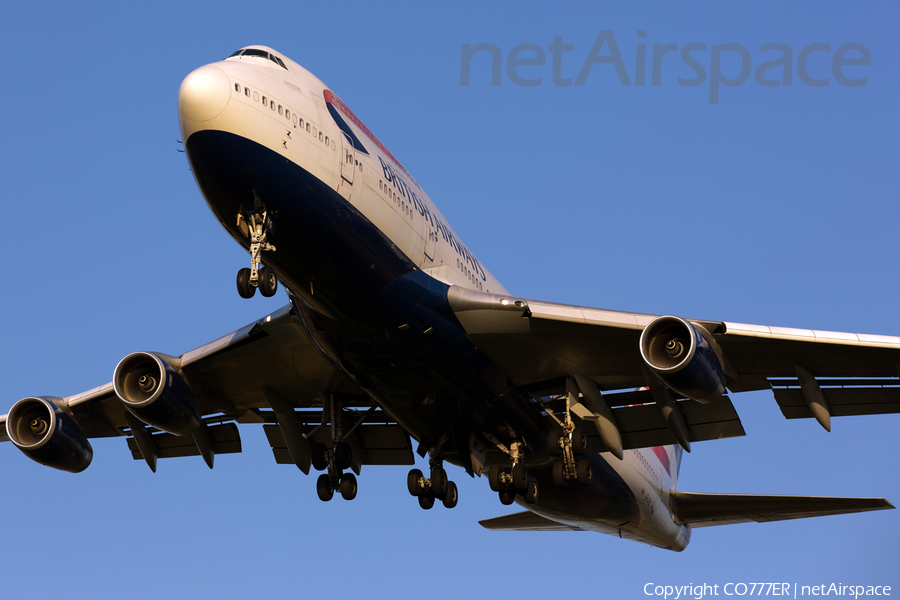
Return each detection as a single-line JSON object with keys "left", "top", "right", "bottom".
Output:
{"left": 479, "top": 511, "right": 584, "bottom": 531}
{"left": 670, "top": 491, "right": 894, "bottom": 528}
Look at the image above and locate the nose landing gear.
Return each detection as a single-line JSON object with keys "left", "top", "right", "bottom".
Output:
{"left": 236, "top": 208, "right": 277, "bottom": 298}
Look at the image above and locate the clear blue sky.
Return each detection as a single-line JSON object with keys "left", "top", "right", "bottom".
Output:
{"left": 1, "top": 1, "right": 897, "bottom": 598}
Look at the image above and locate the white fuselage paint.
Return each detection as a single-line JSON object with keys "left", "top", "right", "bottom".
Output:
{"left": 178, "top": 46, "right": 691, "bottom": 551}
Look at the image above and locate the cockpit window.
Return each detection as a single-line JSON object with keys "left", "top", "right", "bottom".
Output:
{"left": 225, "top": 48, "right": 288, "bottom": 71}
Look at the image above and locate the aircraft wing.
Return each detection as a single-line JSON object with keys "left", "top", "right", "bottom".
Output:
{"left": 669, "top": 491, "right": 895, "bottom": 527}
{"left": 0, "top": 303, "right": 414, "bottom": 471}
{"left": 447, "top": 286, "right": 900, "bottom": 429}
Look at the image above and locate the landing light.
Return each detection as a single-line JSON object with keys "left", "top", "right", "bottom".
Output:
{"left": 500, "top": 299, "right": 509, "bottom": 306}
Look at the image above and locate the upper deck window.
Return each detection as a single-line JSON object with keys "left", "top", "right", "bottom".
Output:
{"left": 227, "top": 49, "right": 288, "bottom": 71}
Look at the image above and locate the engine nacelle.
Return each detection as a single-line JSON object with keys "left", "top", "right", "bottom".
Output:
{"left": 6, "top": 397, "right": 93, "bottom": 473}
{"left": 639, "top": 316, "right": 726, "bottom": 403}
{"left": 113, "top": 352, "right": 201, "bottom": 436}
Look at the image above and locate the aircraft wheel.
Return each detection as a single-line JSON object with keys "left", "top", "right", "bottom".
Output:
{"left": 442, "top": 481, "right": 458, "bottom": 509}
{"left": 573, "top": 426, "right": 587, "bottom": 455}
{"left": 488, "top": 464, "right": 504, "bottom": 492}
{"left": 498, "top": 488, "right": 515, "bottom": 506}
{"left": 334, "top": 441, "right": 352, "bottom": 470}
{"left": 576, "top": 458, "right": 593, "bottom": 486}
{"left": 552, "top": 460, "right": 566, "bottom": 487}
{"left": 316, "top": 474, "right": 333, "bottom": 502}
{"left": 407, "top": 468, "right": 423, "bottom": 496}
{"left": 258, "top": 266, "right": 278, "bottom": 297}
{"left": 547, "top": 429, "right": 562, "bottom": 457}
{"left": 311, "top": 443, "right": 327, "bottom": 471}
{"left": 431, "top": 466, "right": 448, "bottom": 499}
{"left": 418, "top": 492, "right": 435, "bottom": 510}
{"left": 340, "top": 472, "right": 358, "bottom": 501}
{"left": 512, "top": 462, "right": 529, "bottom": 491}
{"left": 236, "top": 268, "right": 255, "bottom": 298}
{"left": 524, "top": 476, "right": 540, "bottom": 504}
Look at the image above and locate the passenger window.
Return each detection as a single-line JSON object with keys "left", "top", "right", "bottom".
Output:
{"left": 278, "top": 105, "right": 283, "bottom": 115}
{"left": 244, "top": 87, "right": 250, "bottom": 97}
{"left": 319, "top": 132, "right": 323, "bottom": 141}
{"left": 285, "top": 109, "right": 290, "bottom": 119}
{"left": 234, "top": 83, "right": 240, "bottom": 92}
{"left": 293, "top": 114, "right": 297, "bottom": 124}
{"left": 324, "top": 135, "right": 329, "bottom": 145}
{"left": 253, "top": 92, "right": 259, "bottom": 101}
{"left": 379, "top": 181, "right": 382, "bottom": 189}
{"left": 262, "top": 96, "right": 267, "bottom": 106}
{"left": 306, "top": 123, "right": 310, "bottom": 132}
{"left": 270, "top": 102, "right": 276, "bottom": 111}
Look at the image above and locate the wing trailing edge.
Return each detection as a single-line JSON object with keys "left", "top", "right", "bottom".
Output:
{"left": 670, "top": 491, "right": 894, "bottom": 528}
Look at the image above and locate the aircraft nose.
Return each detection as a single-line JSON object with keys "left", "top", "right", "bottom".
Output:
{"left": 178, "top": 65, "right": 230, "bottom": 122}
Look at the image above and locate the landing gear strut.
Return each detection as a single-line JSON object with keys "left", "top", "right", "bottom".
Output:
{"left": 311, "top": 441, "right": 357, "bottom": 501}
{"left": 310, "top": 393, "right": 362, "bottom": 502}
{"left": 488, "top": 442, "right": 540, "bottom": 505}
{"left": 547, "top": 421, "right": 593, "bottom": 488}
{"left": 407, "top": 456, "right": 458, "bottom": 509}
{"left": 236, "top": 208, "right": 277, "bottom": 298}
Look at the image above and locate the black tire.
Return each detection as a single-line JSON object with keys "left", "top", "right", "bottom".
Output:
{"left": 258, "top": 265, "right": 278, "bottom": 297}
{"left": 339, "top": 472, "right": 358, "bottom": 501}
{"left": 311, "top": 443, "right": 327, "bottom": 471}
{"left": 512, "top": 463, "right": 529, "bottom": 491}
{"left": 431, "top": 466, "right": 448, "bottom": 499}
{"left": 442, "top": 481, "right": 458, "bottom": 509}
{"left": 316, "top": 474, "right": 333, "bottom": 502}
{"left": 573, "top": 426, "right": 587, "bottom": 455}
{"left": 334, "top": 441, "right": 352, "bottom": 470}
{"left": 488, "top": 464, "right": 504, "bottom": 492}
{"left": 418, "top": 492, "right": 435, "bottom": 510}
{"left": 499, "top": 488, "right": 515, "bottom": 506}
{"left": 552, "top": 460, "right": 566, "bottom": 487}
{"left": 524, "top": 476, "right": 540, "bottom": 504}
{"left": 576, "top": 458, "right": 593, "bottom": 486}
{"left": 407, "top": 469, "right": 423, "bottom": 496}
{"left": 547, "top": 429, "right": 562, "bottom": 457}
{"left": 236, "top": 268, "right": 255, "bottom": 298}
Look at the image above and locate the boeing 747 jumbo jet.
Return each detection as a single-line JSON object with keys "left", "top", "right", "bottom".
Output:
{"left": 2, "top": 46, "right": 895, "bottom": 551}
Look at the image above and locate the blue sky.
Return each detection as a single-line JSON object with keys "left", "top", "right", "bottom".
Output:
{"left": 0, "top": 1, "right": 897, "bottom": 598}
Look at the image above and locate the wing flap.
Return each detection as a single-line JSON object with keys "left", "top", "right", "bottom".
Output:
{"left": 579, "top": 391, "right": 745, "bottom": 451}
{"left": 264, "top": 424, "right": 414, "bottom": 466}
{"left": 769, "top": 378, "right": 900, "bottom": 419}
{"left": 126, "top": 423, "right": 242, "bottom": 460}
{"left": 479, "top": 511, "right": 585, "bottom": 531}
{"left": 670, "top": 491, "right": 894, "bottom": 528}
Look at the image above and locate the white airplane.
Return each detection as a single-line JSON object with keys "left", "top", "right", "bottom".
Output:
{"left": 1, "top": 46, "right": 894, "bottom": 551}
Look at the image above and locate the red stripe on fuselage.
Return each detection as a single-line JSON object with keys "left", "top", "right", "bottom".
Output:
{"left": 652, "top": 446, "right": 671, "bottom": 479}
{"left": 323, "top": 89, "right": 408, "bottom": 175}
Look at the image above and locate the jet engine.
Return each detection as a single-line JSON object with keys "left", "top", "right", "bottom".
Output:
{"left": 6, "top": 397, "right": 93, "bottom": 472}
{"left": 639, "top": 316, "right": 726, "bottom": 403}
{"left": 113, "top": 352, "right": 201, "bottom": 436}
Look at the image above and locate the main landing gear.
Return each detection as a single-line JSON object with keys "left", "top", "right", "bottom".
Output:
{"left": 311, "top": 441, "right": 357, "bottom": 502}
{"left": 548, "top": 425, "right": 593, "bottom": 487}
{"left": 407, "top": 458, "right": 459, "bottom": 510}
{"left": 236, "top": 208, "right": 277, "bottom": 299}
{"left": 488, "top": 453, "right": 540, "bottom": 506}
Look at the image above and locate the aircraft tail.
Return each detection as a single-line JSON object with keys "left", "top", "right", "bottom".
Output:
{"left": 669, "top": 491, "right": 893, "bottom": 528}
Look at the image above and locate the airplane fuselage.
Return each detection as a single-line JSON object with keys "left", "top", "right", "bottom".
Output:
{"left": 178, "top": 46, "right": 692, "bottom": 551}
